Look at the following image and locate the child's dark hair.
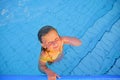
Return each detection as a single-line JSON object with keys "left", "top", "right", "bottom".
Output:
{"left": 38, "top": 25, "right": 58, "bottom": 51}
{"left": 38, "top": 25, "right": 58, "bottom": 43}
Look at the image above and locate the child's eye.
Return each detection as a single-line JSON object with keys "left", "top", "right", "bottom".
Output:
{"left": 55, "top": 38, "right": 59, "bottom": 41}
{"left": 48, "top": 42, "right": 52, "bottom": 45}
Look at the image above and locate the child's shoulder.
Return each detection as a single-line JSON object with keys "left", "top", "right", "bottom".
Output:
{"left": 60, "top": 36, "right": 70, "bottom": 44}
{"left": 60, "top": 36, "right": 67, "bottom": 41}
{"left": 40, "top": 51, "right": 49, "bottom": 63}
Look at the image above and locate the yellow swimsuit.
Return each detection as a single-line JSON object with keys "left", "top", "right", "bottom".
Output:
{"left": 40, "top": 41, "right": 63, "bottom": 63}
{"left": 40, "top": 51, "right": 62, "bottom": 63}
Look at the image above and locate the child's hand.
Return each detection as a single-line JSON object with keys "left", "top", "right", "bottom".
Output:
{"left": 47, "top": 70, "right": 60, "bottom": 80}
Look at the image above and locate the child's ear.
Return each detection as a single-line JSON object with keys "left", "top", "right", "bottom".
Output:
{"left": 41, "top": 43, "right": 46, "bottom": 48}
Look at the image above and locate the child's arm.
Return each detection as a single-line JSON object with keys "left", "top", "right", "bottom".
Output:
{"left": 61, "top": 36, "right": 82, "bottom": 46}
{"left": 39, "top": 51, "right": 60, "bottom": 80}
{"left": 40, "top": 61, "right": 60, "bottom": 80}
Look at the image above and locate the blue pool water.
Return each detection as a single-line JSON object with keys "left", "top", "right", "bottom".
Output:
{"left": 0, "top": 0, "right": 120, "bottom": 78}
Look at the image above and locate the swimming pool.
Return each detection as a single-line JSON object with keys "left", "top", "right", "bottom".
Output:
{"left": 0, "top": 0, "right": 120, "bottom": 79}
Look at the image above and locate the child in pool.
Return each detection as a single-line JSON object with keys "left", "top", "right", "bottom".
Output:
{"left": 38, "top": 25, "right": 82, "bottom": 80}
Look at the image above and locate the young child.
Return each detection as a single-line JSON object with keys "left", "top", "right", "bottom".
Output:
{"left": 38, "top": 25, "right": 82, "bottom": 80}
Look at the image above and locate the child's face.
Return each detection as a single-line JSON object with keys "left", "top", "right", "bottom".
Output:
{"left": 41, "top": 30, "right": 62, "bottom": 52}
